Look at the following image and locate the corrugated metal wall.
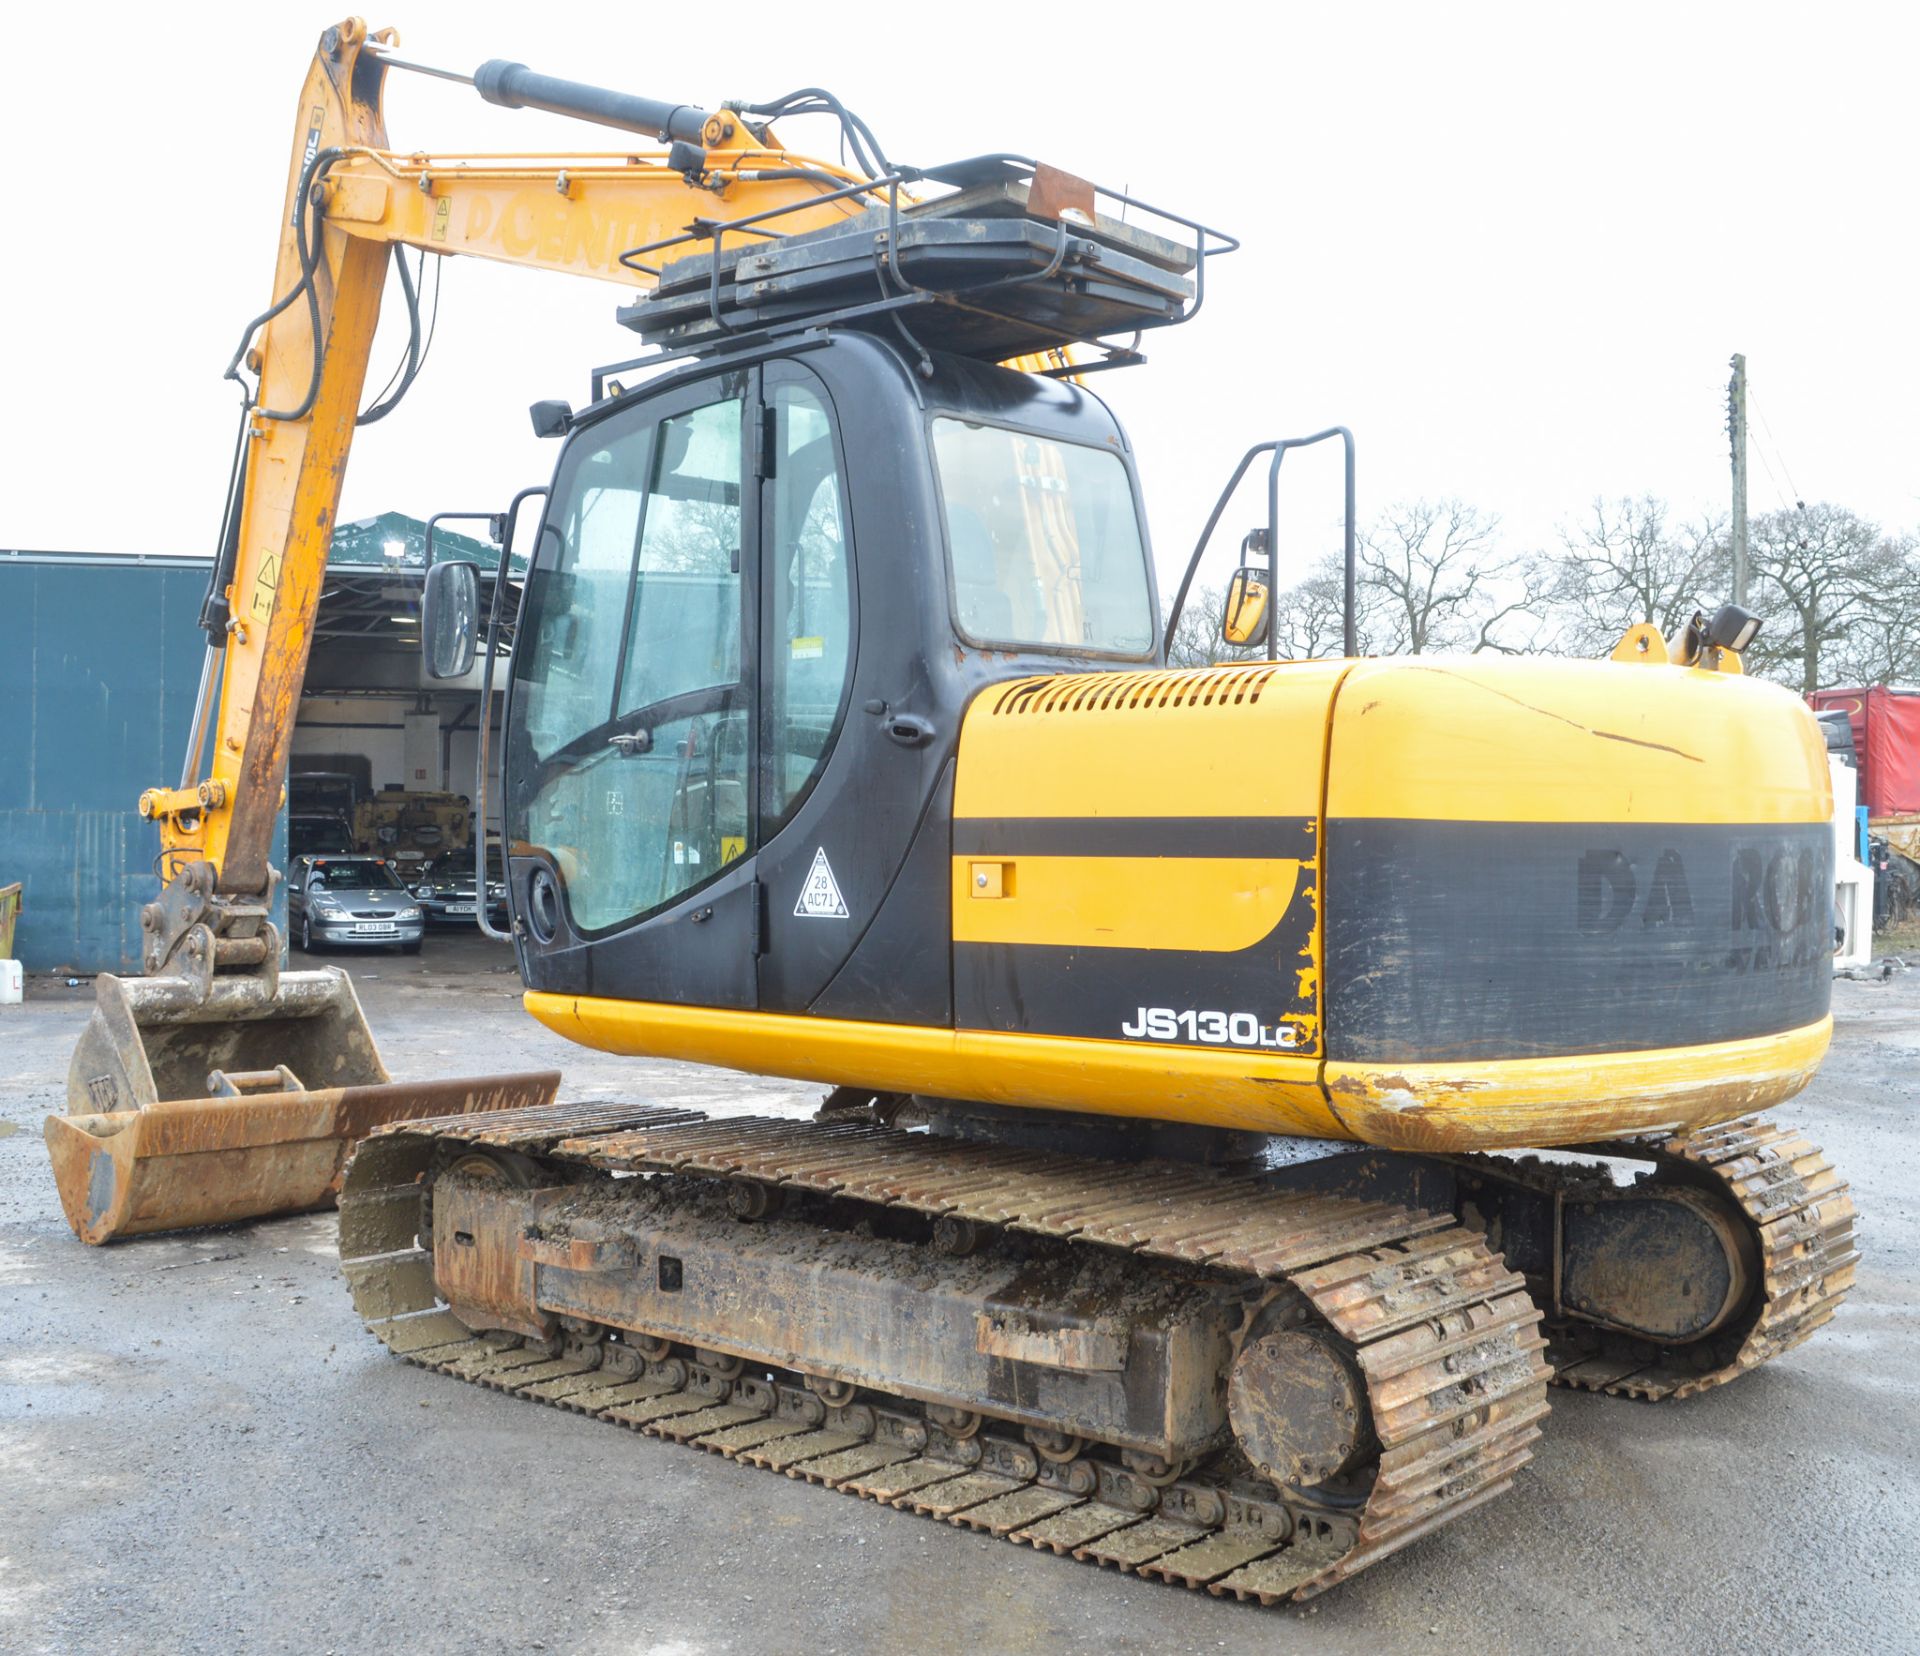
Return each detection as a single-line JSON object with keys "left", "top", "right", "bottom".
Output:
{"left": 0, "top": 554, "right": 284, "bottom": 973}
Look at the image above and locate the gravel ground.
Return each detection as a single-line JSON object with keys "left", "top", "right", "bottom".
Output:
{"left": 2, "top": 936, "right": 1916, "bottom": 1655}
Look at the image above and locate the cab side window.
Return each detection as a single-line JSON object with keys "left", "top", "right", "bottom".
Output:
{"left": 765, "top": 382, "right": 852, "bottom": 827}
{"left": 509, "top": 390, "right": 748, "bottom": 934}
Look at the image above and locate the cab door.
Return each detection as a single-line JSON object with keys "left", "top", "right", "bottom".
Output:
{"left": 750, "top": 361, "right": 871, "bottom": 1013}
{"left": 504, "top": 367, "right": 761, "bottom": 1008}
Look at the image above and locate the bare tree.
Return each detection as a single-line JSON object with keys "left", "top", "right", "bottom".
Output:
{"left": 1359, "top": 499, "right": 1546, "bottom": 655}
{"left": 1745, "top": 504, "right": 1907, "bottom": 694}
{"left": 1548, "top": 496, "right": 1730, "bottom": 656}
{"left": 1168, "top": 501, "right": 1545, "bottom": 667}
{"left": 1271, "top": 552, "right": 1356, "bottom": 660}
{"left": 1160, "top": 494, "right": 1920, "bottom": 679}
{"left": 1812, "top": 528, "right": 1920, "bottom": 686}
{"left": 641, "top": 494, "right": 738, "bottom": 573}
{"left": 1164, "top": 581, "right": 1235, "bottom": 668}
{"left": 1166, "top": 550, "right": 1358, "bottom": 668}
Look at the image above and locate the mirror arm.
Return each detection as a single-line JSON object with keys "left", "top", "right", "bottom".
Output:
{"left": 1162, "top": 442, "right": 1267, "bottom": 657}
{"left": 474, "top": 487, "right": 550, "bottom": 944}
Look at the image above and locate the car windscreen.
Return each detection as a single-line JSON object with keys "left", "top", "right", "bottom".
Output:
{"left": 423, "top": 849, "right": 505, "bottom": 881}
{"left": 309, "top": 861, "right": 405, "bottom": 891}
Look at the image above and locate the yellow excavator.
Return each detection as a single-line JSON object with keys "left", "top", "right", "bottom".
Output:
{"left": 47, "top": 18, "right": 1856, "bottom": 1606}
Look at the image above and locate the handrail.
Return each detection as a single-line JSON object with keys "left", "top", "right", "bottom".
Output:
{"left": 1161, "top": 429, "right": 1357, "bottom": 661}
{"left": 471, "top": 490, "right": 551, "bottom": 943}
{"left": 425, "top": 506, "right": 528, "bottom": 943}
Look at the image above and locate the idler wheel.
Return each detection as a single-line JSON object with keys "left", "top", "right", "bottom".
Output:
{"left": 928, "top": 1404, "right": 983, "bottom": 1439}
{"left": 1228, "top": 1326, "right": 1372, "bottom": 1492}
{"left": 933, "top": 1215, "right": 987, "bottom": 1256}
{"left": 1120, "top": 1449, "right": 1186, "bottom": 1489}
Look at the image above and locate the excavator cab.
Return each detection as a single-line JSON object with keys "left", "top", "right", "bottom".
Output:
{"left": 439, "top": 333, "right": 1160, "bottom": 1024}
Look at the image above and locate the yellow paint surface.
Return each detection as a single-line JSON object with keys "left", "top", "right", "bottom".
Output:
{"left": 955, "top": 661, "right": 1347, "bottom": 821}
{"left": 950, "top": 855, "right": 1302, "bottom": 952}
{"left": 527, "top": 993, "right": 1337, "bottom": 1134}
{"left": 1328, "top": 657, "right": 1831, "bottom": 824}
{"left": 525, "top": 993, "right": 1827, "bottom": 1150}
{"left": 1321, "top": 1017, "right": 1832, "bottom": 1150}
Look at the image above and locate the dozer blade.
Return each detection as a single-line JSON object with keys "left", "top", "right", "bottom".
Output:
{"left": 51, "top": 964, "right": 558, "bottom": 1243}
{"left": 46, "top": 1071, "right": 561, "bottom": 1245}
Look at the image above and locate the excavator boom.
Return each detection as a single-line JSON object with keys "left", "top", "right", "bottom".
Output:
{"left": 54, "top": 18, "right": 934, "bottom": 1242}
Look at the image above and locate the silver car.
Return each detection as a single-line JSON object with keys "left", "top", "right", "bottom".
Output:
{"left": 291, "top": 856, "right": 425, "bottom": 954}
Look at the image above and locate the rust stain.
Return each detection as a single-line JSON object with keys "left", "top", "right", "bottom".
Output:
{"left": 46, "top": 1070, "right": 558, "bottom": 1245}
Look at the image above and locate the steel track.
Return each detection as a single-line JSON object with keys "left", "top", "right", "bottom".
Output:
{"left": 339, "top": 1101, "right": 1551, "bottom": 1603}
{"left": 1538, "top": 1115, "right": 1858, "bottom": 1400}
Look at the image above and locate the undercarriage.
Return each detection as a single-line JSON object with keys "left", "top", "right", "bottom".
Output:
{"left": 338, "top": 1097, "right": 1853, "bottom": 1603}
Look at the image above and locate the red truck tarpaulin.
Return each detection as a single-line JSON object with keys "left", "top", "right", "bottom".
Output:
{"left": 1809, "top": 686, "right": 1920, "bottom": 815}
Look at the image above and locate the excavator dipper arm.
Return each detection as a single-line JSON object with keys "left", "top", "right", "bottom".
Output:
{"left": 143, "top": 17, "right": 875, "bottom": 911}
{"left": 54, "top": 15, "right": 885, "bottom": 1241}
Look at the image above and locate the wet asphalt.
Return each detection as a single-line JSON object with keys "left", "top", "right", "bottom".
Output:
{"left": 2, "top": 935, "right": 1915, "bottom": 1656}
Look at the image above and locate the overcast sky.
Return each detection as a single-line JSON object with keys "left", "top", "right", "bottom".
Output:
{"left": 3, "top": 2, "right": 1912, "bottom": 604}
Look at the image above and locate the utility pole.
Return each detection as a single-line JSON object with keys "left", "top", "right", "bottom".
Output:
{"left": 1727, "top": 353, "right": 1748, "bottom": 605}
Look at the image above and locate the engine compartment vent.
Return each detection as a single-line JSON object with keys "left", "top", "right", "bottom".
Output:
{"left": 992, "top": 665, "right": 1278, "bottom": 716}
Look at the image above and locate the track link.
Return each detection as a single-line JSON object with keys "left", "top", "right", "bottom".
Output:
{"left": 1535, "top": 1116, "right": 1858, "bottom": 1400}
{"left": 339, "top": 1101, "right": 1551, "bottom": 1604}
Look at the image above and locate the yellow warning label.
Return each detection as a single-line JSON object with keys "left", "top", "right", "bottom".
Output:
{"left": 430, "top": 196, "right": 452, "bottom": 242}
{"left": 720, "top": 835, "right": 746, "bottom": 865}
{"left": 791, "top": 636, "right": 825, "bottom": 660}
{"left": 250, "top": 553, "right": 281, "bottom": 622}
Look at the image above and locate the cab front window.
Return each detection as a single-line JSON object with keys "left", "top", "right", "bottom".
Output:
{"left": 932, "top": 418, "right": 1154, "bottom": 656}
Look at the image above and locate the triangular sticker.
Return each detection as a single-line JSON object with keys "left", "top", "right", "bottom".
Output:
{"left": 794, "top": 847, "right": 849, "bottom": 918}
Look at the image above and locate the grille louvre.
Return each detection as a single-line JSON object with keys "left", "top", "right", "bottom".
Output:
{"left": 992, "top": 665, "right": 1277, "bottom": 716}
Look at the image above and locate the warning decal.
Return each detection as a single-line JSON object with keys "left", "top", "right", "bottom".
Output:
{"left": 250, "top": 553, "right": 281, "bottom": 622}
{"left": 794, "top": 848, "right": 849, "bottom": 918}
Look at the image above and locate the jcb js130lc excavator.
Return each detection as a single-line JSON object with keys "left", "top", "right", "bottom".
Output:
{"left": 51, "top": 19, "right": 1856, "bottom": 1605}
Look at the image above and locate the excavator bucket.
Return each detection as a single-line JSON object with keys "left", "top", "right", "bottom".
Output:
{"left": 49, "top": 967, "right": 560, "bottom": 1243}
{"left": 67, "top": 968, "right": 390, "bottom": 1116}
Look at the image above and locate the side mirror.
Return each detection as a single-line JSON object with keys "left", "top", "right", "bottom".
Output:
{"left": 529, "top": 399, "right": 573, "bottom": 438}
{"left": 423, "top": 560, "right": 481, "bottom": 679}
{"left": 1705, "top": 603, "right": 1762, "bottom": 653}
{"left": 1222, "top": 565, "right": 1272, "bottom": 648}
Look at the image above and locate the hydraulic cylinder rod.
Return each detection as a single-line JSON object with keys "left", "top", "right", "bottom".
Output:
{"left": 374, "top": 45, "right": 716, "bottom": 143}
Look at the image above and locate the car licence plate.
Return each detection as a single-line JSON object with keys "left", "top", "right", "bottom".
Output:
{"left": 354, "top": 922, "right": 398, "bottom": 935}
{"left": 448, "top": 903, "right": 475, "bottom": 914}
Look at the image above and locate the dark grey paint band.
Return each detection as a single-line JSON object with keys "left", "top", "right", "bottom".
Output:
{"left": 953, "top": 815, "right": 1316, "bottom": 860}
{"left": 1325, "top": 819, "right": 1833, "bottom": 1062}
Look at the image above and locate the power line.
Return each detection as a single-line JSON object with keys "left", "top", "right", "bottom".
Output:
{"left": 1748, "top": 419, "right": 1796, "bottom": 513}
{"left": 1749, "top": 387, "right": 1806, "bottom": 510}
